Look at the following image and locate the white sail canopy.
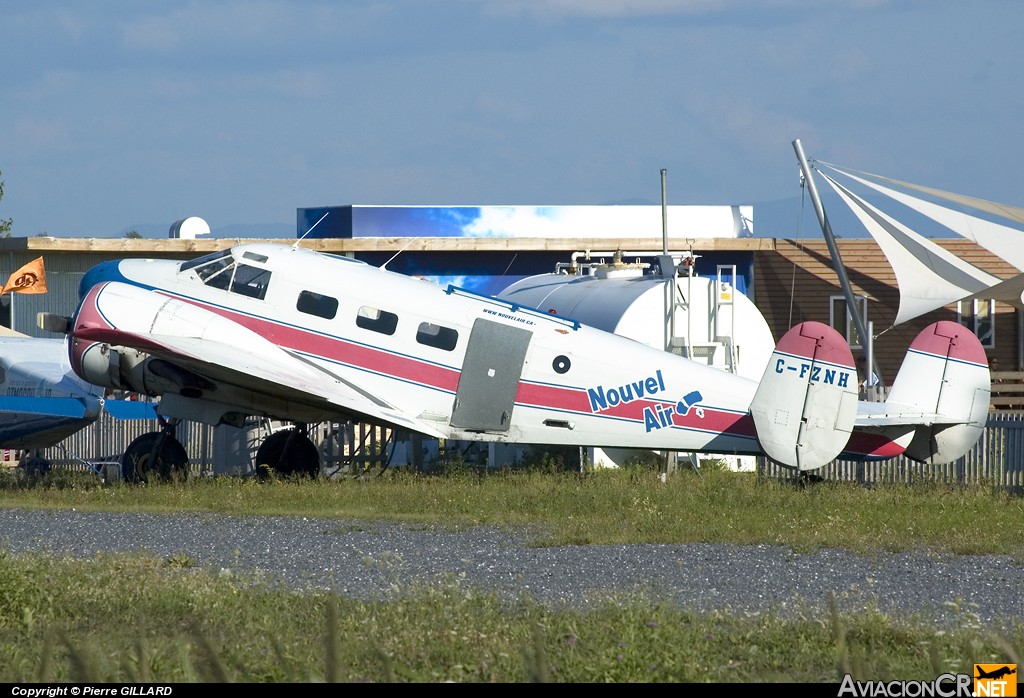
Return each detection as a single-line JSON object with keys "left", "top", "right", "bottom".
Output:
{"left": 816, "top": 161, "right": 1024, "bottom": 225}
{"left": 815, "top": 170, "right": 1024, "bottom": 325}
{"left": 818, "top": 162, "right": 1024, "bottom": 272}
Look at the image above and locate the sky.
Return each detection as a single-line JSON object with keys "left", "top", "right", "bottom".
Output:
{"left": 2, "top": 1, "right": 1023, "bottom": 240}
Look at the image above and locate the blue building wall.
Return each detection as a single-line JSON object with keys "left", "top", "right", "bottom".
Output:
{"left": 296, "top": 205, "right": 755, "bottom": 299}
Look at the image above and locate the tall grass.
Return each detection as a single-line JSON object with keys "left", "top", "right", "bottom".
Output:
{"left": 1, "top": 464, "right": 1022, "bottom": 682}
{"left": 0, "top": 549, "right": 1020, "bottom": 683}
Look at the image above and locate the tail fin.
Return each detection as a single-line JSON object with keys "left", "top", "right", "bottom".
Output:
{"left": 750, "top": 321, "right": 859, "bottom": 471}
{"left": 884, "top": 320, "right": 990, "bottom": 464}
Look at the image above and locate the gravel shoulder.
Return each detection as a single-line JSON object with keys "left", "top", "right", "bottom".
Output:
{"left": 1, "top": 507, "right": 1021, "bottom": 628}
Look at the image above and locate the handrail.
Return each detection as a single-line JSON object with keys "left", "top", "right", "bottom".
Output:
{"left": 444, "top": 285, "right": 581, "bottom": 330}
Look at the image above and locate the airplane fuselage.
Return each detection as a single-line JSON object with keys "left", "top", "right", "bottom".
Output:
{"left": 0, "top": 336, "right": 104, "bottom": 449}
{"left": 70, "top": 244, "right": 787, "bottom": 456}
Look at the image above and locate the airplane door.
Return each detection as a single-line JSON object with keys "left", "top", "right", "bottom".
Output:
{"left": 451, "top": 318, "right": 532, "bottom": 432}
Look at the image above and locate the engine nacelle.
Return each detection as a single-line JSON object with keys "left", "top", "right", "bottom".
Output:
{"left": 69, "top": 339, "right": 179, "bottom": 397}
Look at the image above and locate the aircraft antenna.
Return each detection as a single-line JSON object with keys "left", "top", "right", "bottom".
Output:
{"left": 501, "top": 253, "right": 519, "bottom": 276}
{"left": 381, "top": 237, "right": 420, "bottom": 270}
{"left": 292, "top": 212, "right": 330, "bottom": 248}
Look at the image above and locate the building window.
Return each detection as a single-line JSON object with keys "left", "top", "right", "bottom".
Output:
{"left": 829, "top": 294, "right": 869, "bottom": 350}
{"left": 958, "top": 299, "right": 995, "bottom": 348}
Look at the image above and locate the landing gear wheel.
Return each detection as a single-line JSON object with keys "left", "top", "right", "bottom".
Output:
{"left": 254, "top": 428, "right": 321, "bottom": 478}
{"left": 20, "top": 450, "right": 51, "bottom": 477}
{"left": 121, "top": 431, "right": 189, "bottom": 483}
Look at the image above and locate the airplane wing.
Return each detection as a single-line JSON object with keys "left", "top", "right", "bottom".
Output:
{"left": 73, "top": 282, "right": 448, "bottom": 437}
{"left": 0, "top": 396, "right": 94, "bottom": 419}
{"left": 101, "top": 399, "right": 158, "bottom": 420}
{"left": 145, "top": 331, "right": 447, "bottom": 436}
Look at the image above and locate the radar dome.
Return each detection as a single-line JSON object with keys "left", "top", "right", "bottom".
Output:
{"left": 169, "top": 217, "right": 211, "bottom": 239}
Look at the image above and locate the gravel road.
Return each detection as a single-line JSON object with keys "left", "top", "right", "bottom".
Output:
{"left": 1, "top": 507, "right": 1021, "bottom": 628}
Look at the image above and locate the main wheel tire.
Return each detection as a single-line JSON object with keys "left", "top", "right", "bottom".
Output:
{"left": 254, "top": 429, "right": 321, "bottom": 478}
{"left": 21, "top": 453, "right": 51, "bottom": 477}
{"left": 121, "top": 432, "right": 189, "bottom": 484}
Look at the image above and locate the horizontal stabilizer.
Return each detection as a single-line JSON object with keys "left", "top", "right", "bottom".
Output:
{"left": 750, "top": 321, "right": 858, "bottom": 470}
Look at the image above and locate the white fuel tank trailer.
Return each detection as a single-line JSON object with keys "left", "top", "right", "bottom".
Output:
{"left": 496, "top": 252, "right": 776, "bottom": 471}
{"left": 498, "top": 253, "right": 774, "bottom": 382}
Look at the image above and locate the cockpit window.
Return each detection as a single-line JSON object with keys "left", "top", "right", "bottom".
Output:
{"left": 230, "top": 264, "right": 270, "bottom": 299}
{"left": 181, "top": 250, "right": 234, "bottom": 289}
{"left": 180, "top": 250, "right": 271, "bottom": 300}
{"left": 181, "top": 250, "right": 231, "bottom": 277}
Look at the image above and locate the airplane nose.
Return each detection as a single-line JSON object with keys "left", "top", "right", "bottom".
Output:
{"left": 78, "top": 261, "right": 124, "bottom": 301}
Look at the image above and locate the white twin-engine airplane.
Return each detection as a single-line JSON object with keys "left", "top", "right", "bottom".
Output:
{"left": 39, "top": 242, "right": 991, "bottom": 481}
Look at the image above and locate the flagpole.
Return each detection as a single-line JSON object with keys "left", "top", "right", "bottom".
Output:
{"left": 3, "top": 251, "right": 10, "bottom": 332}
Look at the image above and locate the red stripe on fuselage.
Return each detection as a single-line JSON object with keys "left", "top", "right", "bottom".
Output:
{"left": 841, "top": 430, "right": 907, "bottom": 460}
{"left": 515, "top": 381, "right": 755, "bottom": 437}
{"left": 160, "top": 292, "right": 462, "bottom": 392}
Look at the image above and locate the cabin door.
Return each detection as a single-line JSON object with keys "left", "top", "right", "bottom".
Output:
{"left": 450, "top": 318, "right": 532, "bottom": 432}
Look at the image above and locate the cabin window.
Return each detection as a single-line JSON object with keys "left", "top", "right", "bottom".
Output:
{"left": 229, "top": 263, "right": 270, "bottom": 300}
{"left": 356, "top": 306, "right": 398, "bottom": 335}
{"left": 416, "top": 322, "right": 458, "bottom": 351}
{"left": 958, "top": 299, "right": 995, "bottom": 348}
{"left": 829, "top": 294, "right": 869, "bottom": 350}
{"left": 297, "top": 290, "right": 338, "bottom": 320}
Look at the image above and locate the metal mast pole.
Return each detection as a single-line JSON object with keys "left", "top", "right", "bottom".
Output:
{"left": 661, "top": 168, "right": 673, "bottom": 352}
{"left": 791, "top": 138, "right": 881, "bottom": 386}
{"left": 661, "top": 169, "right": 668, "bottom": 255}
{"left": 660, "top": 169, "right": 676, "bottom": 479}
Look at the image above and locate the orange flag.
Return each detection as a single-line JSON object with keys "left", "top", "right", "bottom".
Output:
{"left": 1, "top": 257, "right": 47, "bottom": 295}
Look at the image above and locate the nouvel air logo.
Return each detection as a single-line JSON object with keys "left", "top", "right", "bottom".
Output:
{"left": 975, "top": 664, "right": 1017, "bottom": 697}
{"left": 585, "top": 370, "right": 706, "bottom": 432}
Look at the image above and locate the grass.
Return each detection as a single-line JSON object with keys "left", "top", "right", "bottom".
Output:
{"left": 0, "top": 463, "right": 1022, "bottom": 682}
{"left": 0, "top": 549, "right": 1020, "bottom": 683}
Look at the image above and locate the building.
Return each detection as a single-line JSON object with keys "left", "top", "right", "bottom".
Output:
{"left": 0, "top": 210, "right": 1019, "bottom": 407}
